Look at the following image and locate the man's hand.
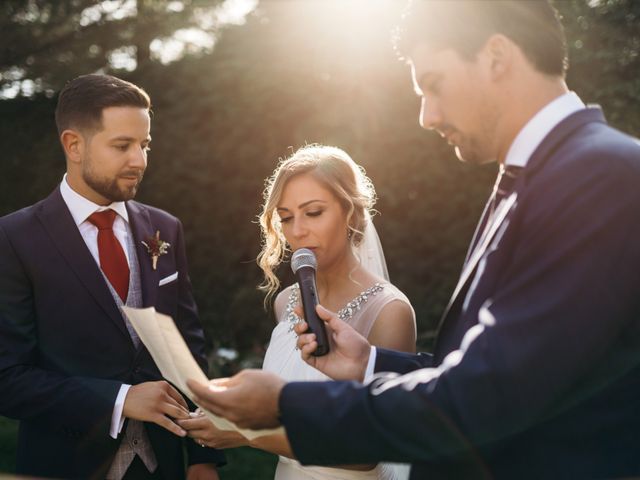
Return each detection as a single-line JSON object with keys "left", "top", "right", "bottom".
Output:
{"left": 187, "top": 370, "right": 285, "bottom": 430}
{"left": 178, "top": 410, "right": 249, "bottom": 449}
{"left": 295, "top": 304, "right": 371, "bottom": 381}
{"left": 186, "top": 463, "right": 219, "bottom": 480}
{"left": 123, "top": 380, "right": 189, "bottom": 437}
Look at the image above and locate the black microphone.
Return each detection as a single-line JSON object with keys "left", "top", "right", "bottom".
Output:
{"left": 291, "top": 248, "right": 330, "bottom": 356}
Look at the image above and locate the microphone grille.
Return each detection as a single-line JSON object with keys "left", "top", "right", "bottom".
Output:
{"left": 291, "top": 248, "right": 317, "bottom": 274}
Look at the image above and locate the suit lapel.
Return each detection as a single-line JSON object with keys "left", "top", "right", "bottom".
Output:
{"left": 439, "top": 192, "right": 518, "bottom": 326}
{"left": 463, "top": 198, "right": 493, "bottom": 266}
{"left": 36, "top": 188, "right": 131, "bottom": 340}
{"left": 126, "top": 201, "right": 159, "bottom": 308}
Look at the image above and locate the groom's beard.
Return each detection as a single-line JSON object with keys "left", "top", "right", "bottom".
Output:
{"left": 82, "top": 159, "right": 145, "bottom": 202}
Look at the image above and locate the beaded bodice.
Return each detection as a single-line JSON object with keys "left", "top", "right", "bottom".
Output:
{"left": 262, "top": 281, "right": 414, "bottom": 479}
{"left": 284, "top": 282, "right": 385, "bottom": 332}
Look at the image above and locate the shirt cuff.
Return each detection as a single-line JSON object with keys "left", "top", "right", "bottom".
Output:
{"left": 110, "top": 384, "right": 131, "bottom": 439}
{"left": 363, "top": 346, "right": 377, "bottom": 382}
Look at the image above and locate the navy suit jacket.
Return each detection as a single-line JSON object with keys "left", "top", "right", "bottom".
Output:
{"left": 0, "top": 188, "right": 225, "bottom": 479}
{"left": 279, "top": 107, "right": 640, "bottom": 479}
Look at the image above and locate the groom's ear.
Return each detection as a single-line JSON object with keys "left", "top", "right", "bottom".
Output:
{"left": 60, "top": 129, "right": 85, "bottom": 164}
{"left": 483, "top": 34, "right": 513, "bottom": 81}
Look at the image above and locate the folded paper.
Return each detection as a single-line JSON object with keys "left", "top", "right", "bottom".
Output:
{"left": 122, "top": 306, "right": 283, "bottom": 440}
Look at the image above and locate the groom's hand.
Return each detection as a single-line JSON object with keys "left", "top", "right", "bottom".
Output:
{"left": 123, "top": 380, "right": 190, "bottom": 437}
{"left": 187, "top": 370, "right": 285, "bottom": 430}
{"left": 295, "top": 304, "right": 371, "bottom": 382}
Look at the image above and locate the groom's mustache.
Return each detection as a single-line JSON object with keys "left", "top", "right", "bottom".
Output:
{"left": 119, "top": 170, "right": 145, "bottom": 182}
{"left": 435, "top": 123, "right": 458, "bottom": 138}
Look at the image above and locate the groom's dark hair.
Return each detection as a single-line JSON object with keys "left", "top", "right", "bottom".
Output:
{"left": 55, "top": 74, "right": 151, "bottom": 137}
{"left": 393, "top": 0, "right": 568, "bottom": 76}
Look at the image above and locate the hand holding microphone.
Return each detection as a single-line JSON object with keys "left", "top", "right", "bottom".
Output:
{"left": 294, "top": 304, "right": 371, "bottom": 382}
{"left": 291, "top": 248, "right": 330, "bottom": 356}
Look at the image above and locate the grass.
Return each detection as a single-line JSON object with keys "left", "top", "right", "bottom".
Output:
{"left": 0, "top": 417, "right": 277, "bottom": 479}
{"left": 220, "top": 447, "right": 277, "bottom": 478}
{"left": 0, "top": 418, "right": 17, "bottom": 473}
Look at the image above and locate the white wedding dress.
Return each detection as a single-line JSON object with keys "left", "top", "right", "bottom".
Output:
{"left": 262, "top": 281, "right": 413, "bottom": 480}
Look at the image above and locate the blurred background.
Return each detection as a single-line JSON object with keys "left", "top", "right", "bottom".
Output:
{"left": 1, "top": 0, "right": 638, "bottom": 477}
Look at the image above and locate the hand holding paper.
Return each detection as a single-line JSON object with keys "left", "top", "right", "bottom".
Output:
{"left": 187, "top": 370, "right": 286, "bottom": 430}
{"left": 122, "top": 306, "right": 283, "bottom": 440}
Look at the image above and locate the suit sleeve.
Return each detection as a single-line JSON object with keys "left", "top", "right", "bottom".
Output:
{"left": 375, "top": 348, "right": 433, "bottom": 374}
{"left": 169, "top": 219, "right": 226, "bottom": 466}
{"left": 0, "top": 223, "right": 120, "bottom": 435}
{"left": 280, "top": 147, "right": 640, "bottom": 465}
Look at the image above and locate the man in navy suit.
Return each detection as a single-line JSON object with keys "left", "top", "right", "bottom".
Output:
{"left": 0, "top": 74, "right": 224, "bottom": 479}
{"left": 188, "top": 1, "right": 640, "bottom": 479}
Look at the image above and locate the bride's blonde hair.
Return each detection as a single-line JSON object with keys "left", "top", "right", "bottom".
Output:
{"left": 257, "top": 144, "right": 377, "bottom": 305}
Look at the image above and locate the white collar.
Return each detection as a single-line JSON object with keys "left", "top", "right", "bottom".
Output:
{"left": 504, "top": 91, "right": 585, "bottom": 168}
{"left": 60, "top": 174, "right": 129, "bottom": 226}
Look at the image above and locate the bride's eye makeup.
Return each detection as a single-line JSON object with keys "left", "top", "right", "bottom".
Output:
{"left": 306, "top": 210, "right": 323, "bottom": 217}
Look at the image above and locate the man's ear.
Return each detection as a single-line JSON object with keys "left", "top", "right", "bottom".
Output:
{"left": 483, "top": 33, "right": 513, "bottom": 80}
{"left": 60, "top": 129, "right": 84, "bottom": 164}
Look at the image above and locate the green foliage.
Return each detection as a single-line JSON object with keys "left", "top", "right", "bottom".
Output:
{"left": 221, "top": 447, "right": 277, "bottom": 478}
{"left": 559, "top": 0, "right": 640, "bottom": 133}
{"left": 0, "top": 0, "right": 225, "bottom": 95}
{"left": 0, "top": 0, "right": 638, "bottom": 355}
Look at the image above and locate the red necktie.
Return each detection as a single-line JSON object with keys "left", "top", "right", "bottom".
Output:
{"left": 88, "top": 210, "right": 130, "bottom": 303}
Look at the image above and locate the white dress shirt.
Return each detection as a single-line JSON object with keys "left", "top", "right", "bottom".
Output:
{"left": 364, "top": 92, "right": 587, "bottom": 381}
{"left": 59, "top": 175, "right": 132, "bottom": 439}
{"left": 504, "top": 91, "right": 585, "bottom": 168}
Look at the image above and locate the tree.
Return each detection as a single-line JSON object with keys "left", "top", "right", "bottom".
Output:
{"left": 0, "top": 0, "right": 234, "bottom": 97}
{"left": 0, "top": 0, "right": 638, "bottom": 352}
{"left": 559, "top": 0, "right": 640, "bottom": 133}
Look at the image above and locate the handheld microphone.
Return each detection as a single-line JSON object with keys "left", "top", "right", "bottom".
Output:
{"left": 291, "top": 248, "right": 330, "bottom": 356}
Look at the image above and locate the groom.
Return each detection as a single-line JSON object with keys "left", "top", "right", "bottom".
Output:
{"left": 188, "top": 1, "right": 640, "bottom": 479}
{"left": 0, "top": 74, "right": 224, "bottom": 479}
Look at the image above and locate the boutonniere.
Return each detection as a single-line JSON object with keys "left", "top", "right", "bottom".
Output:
{"left": 141, "top": 230, "right": 171, "bottom": 270}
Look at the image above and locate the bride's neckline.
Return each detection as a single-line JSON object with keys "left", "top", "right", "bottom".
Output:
{"left": 335, "top": 282, "right": 385, "bottom": 321}
{"left": 285, "top": 282, "right": 386, "bottom": 327}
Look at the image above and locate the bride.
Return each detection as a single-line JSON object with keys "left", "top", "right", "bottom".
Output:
{"left": 181, "top": 144, "right": 416, "bottom": 480}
